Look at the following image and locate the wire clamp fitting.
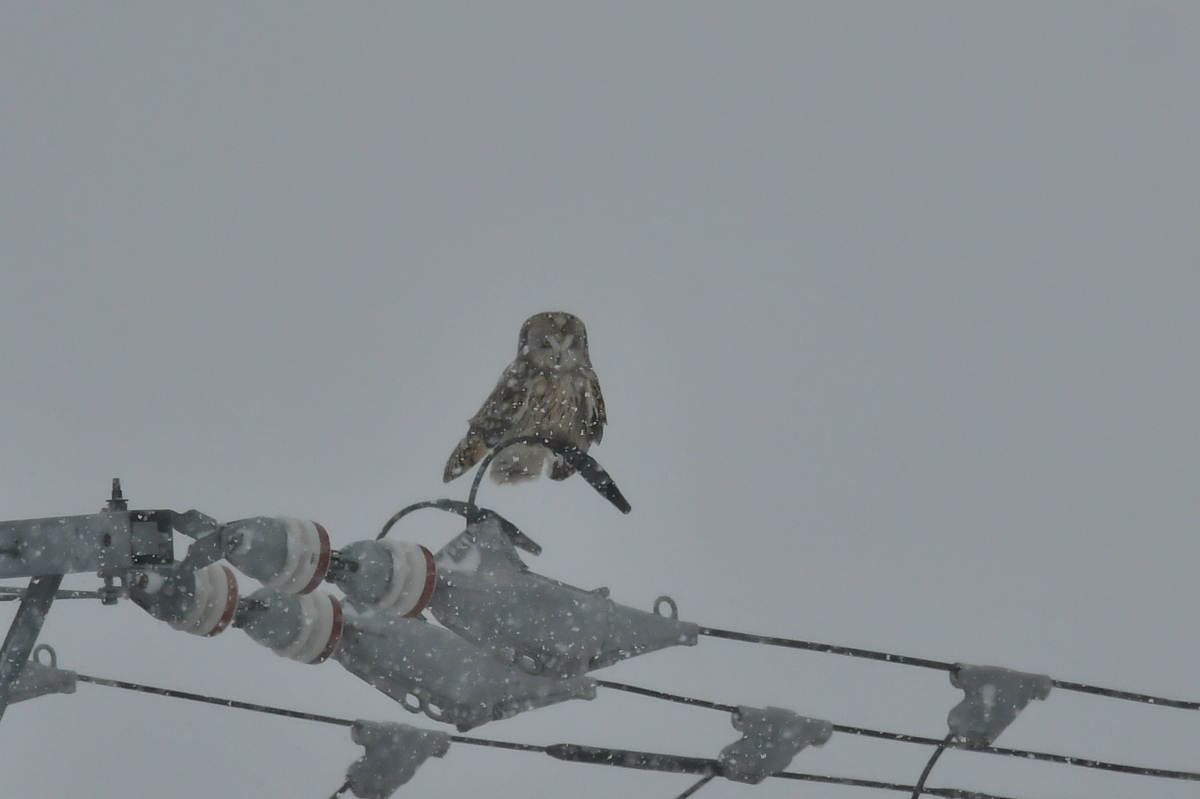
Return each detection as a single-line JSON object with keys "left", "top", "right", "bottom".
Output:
{"left": 6, "top": 644, "right": 76, "bottom": 705}
{"left": 718, "top": 706, "right": 832, "bottom": 784}
{"left": 344, "top": 720, "right": 450, "bottom": 799}
{"left": 947, "top": 663, "right": 1051, "bottom": 747}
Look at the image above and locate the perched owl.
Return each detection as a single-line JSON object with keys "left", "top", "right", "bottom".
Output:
{"left": 443, "top": 311, "right": 607, "bottom": 484}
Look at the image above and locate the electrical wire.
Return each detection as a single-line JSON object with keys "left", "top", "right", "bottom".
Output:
{"left": 54, "top": 626, "right": 1200, "bottom": 784}
{"left": 76, "top": 674, "right": 355, "bottom": 727}
{"left": 78, "top": 672, "right": 549, "bottom": 754}
{"left": 72, "top": 673, "right": 1022, "bottom": 798}
{"left": 546, "top": 742, "right": 1025, "bottom": 799}
{"left": 911, "top": 734, "right": 953, "bottom": 799}
{"left": 699, "top": 625, "right": 1200, "bottom": 710}
{"left": 594, "top": 679, "right": 1200, "bottom": 782}
{"left": 671, "top": 772, "right": 716, "bottom": 799}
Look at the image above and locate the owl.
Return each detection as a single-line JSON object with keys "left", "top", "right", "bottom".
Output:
{"left": 443, "top": 311, "right": 607, "bottom": 484}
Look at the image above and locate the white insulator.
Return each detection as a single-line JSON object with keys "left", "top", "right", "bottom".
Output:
{"left": 265, "top": 517, "right": 331, "bottom": 595}
{"left": 274, "top": 591, "right": 344, "bottom": 664}
{"left": 370, "top": 541, "right": 436, "bottom": 617}
{"left": 169, "top": 564, "right": 238, "bottom": 637}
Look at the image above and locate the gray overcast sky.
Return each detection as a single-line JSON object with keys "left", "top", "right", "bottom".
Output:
{"left": 1, "top": 4, "right": 1198, "bottom": 798}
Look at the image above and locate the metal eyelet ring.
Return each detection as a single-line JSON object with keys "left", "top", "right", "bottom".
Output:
{"left": 653, "top": 596, "right": 679, "bottom": 620}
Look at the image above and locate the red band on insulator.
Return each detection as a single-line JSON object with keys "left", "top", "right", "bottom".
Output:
{"left": 311, "top": 595, "right": 344, "bottom": 665}
{"left": 298, "top": 522, "right": 332, "bottom": 595}
{"left": 206, "top": 565, "right": 240, "bottom": 637}
{"left": 405, "top": 545, "right": 437, "bottom": 617}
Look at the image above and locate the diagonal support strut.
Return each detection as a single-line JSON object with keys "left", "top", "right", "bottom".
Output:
{"left": 0, "top": 574, "right": 63, "bottom": 723}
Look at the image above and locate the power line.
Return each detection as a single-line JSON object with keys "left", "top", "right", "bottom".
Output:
{"left": 699, "top": 625, "right": 955, "bottom": 670}
{"left": 11, "top": 589, "right": 1194, "bottom": 711}
{"left": 911, "top": 734, "right": 953, "bottom": 799}
{"left": 1048, "top": 678, "right": 1200, "bottom": 710}
{"left": 595, "top": 679, "right": 1200, "bottom": 782}
{"left": 559, "top": 742, "right": 1004, "bottom": 799}
{"left": 671, "top": 772, "right": 716, "bottom": 799}
{"left": 698, "top": 625, "right": 1200, "bottom": 710}
{"left": 543, "top": 742, "right": 1026, "bottom": 799}
{"left": 72, "top": 673, "right": 1024, "bottom": 799}
{"left": 11, "top": 595, "right": 1199, "bottom": 786}
{"left": 74, "top": 672, "right": 1200, "bottom": 785}
{"left": 596, "top": 679, "right": 736, "bottom": 713}
{"left": 76, "top": 674, "right": 355, "bottom": 727}
{"left": 79, "top": 673, "right": 548, "bottom": 753}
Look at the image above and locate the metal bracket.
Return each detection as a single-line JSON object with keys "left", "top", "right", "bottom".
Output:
{"left": 345, "top": 721, "right": 450, "bottom": 799}
{"left": 429, "top": 516, "right": 698, "bottom": 679}
{"left": 7, "top": 644, "right": 76, "bottom": 705}
{"left": 170, "top": 509, "right": 221, "bottom": 539}
{"left": 718, "top": 706, "right": 832, "bottom": 784}
{"left": 332, "top": 608, "right": 597, "bottom": 731}
{"left": 178, "top": 529, "right": 233, "bottom": 572}
{"left": 0, "top": 574, "right": 63, "bottom": 722}
{"left": 947, "top": 663, "right": 1052, "bottom": 747}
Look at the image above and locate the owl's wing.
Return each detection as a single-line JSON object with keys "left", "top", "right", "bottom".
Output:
{"left": 585, "top": 369, "right": 606, "bottom": 445}
{"left": 443, "top": 360, "right": 529, "bottom": 482}
{"left": 549, "top": 368, "right": 608, "bottom": 482}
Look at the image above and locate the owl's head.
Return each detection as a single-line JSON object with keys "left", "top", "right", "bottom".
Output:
{"left": 518, "top": 311, "right": 590, "bottom": 371}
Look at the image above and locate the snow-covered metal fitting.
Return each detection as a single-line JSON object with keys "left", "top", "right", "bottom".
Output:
{"left": 947, "top": 663, "right": 1052, "bottom": 748}
{"left": 7, "top": 645, "right": 76, "bottom": 705}
{"left": 718, "top": 706, "right": 832, "bottom": 784}
{"left": 224, "top": 517, "right": 331, "bottom": 594}
{"left": 0, "top": 509, "right": 174, "bottom": 579}
{"left": 239, "top": 587, "right": 344, "bottom": 665}
{"left": 428, "top": 516, "right": 698, "bottom": 679}
{"left": 345, "top": 721, "right": 451, "bottom": 799}
{"left": 335, "top": 610, "right": 596, "bottom": 731}
{"left": 168, "top": 563, "right": 238, "bottom": 637}
{"left": 329, "top": 539, "right": 436, "bottom": 617}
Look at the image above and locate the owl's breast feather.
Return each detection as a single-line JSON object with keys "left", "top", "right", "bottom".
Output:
{"left": 520, "top": 374, "right": 589, "bottom": 430}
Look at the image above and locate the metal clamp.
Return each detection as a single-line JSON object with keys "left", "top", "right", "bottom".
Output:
{"left": 947, "top": 663, "right": 1051, "bottom": 747}
{"left": 6, "top": 644, "right": 77, "bottom": 706}
{"left": 718, "top": 706, "right": 832, "bottom": 784}
{"left": 345, "top": 721, "right": 450, "bottom": 799}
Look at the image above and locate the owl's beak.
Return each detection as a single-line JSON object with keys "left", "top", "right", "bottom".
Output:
{"left": 547, "top": 334, "right": 572, "bottom": 361}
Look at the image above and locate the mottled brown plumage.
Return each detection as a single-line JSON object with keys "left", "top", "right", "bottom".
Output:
{"left": 444, "top": 312, "right": 606, "bottom": 484}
